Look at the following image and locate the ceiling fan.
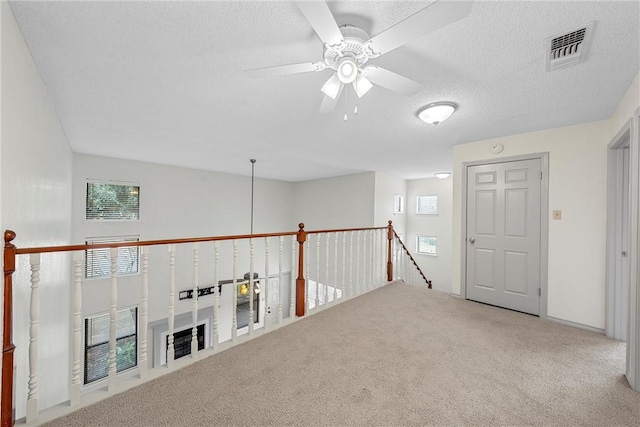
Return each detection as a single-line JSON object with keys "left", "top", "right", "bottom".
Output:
{"left": 246, "top": 1, "right": 473, "bottom": 113}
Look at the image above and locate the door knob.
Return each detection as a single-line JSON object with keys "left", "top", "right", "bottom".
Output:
{"left": 469, "top": 237, "right": 475, "bottom": 244}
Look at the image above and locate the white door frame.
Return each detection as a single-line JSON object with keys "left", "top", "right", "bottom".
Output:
{"left": 624, "top": 108, "right": 640, "bottom": 392}
{"left": 605, "top": 119, "right": 632, "bottom": 340}
{"left": 460, "top": 152, "right": 549, "bottom": 319}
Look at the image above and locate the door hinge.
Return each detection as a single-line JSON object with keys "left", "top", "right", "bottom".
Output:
{"left": 538, "top": 288, "right": 542, "bottom": 296}
{"left": 540, "top": 171, "right": 543, "bottom": 180}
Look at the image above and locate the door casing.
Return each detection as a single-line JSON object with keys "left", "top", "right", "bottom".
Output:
{"left": 460, "top": 152, "right": 549, "bottom": 319}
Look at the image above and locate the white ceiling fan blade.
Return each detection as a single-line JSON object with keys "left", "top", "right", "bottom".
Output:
{"left": 366, "top": 1, "right": 473, "bottom": 56}
{"left": 296, "top": 1, "right": 344, "bottom": 48}
{"left": 364, "top": 66, "right": 423, "bottom": 97}
{"left": 321, "top": 74, "right": 342, "bottom": 100}
{"left": 319, "top": 85, "right": 344, "bottom": 114}
{"left": 353, "top": 74, "right": 373, "bottom": 98}
{"left": 245, "top": 62, "right": 324, "bottom": 78}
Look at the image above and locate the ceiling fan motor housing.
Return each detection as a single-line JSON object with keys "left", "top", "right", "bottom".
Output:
{"left": 323, "top": 25, "right": 371, "bottom": 70}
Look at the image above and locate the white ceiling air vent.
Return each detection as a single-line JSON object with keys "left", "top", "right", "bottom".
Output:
{"left": 545, "top": 22, "right": 595, "bottom": 72}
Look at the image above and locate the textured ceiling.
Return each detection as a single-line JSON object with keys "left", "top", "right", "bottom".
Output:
{"left": 8, "top": 0, "right": 640, "bottom": 182}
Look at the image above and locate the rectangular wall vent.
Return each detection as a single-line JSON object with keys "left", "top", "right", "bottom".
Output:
{"left": 545, "top": 22, "right": 595, "bottom": 71}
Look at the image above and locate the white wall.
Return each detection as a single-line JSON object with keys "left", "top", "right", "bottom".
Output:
{"left": 1, "top": 2, "right": 74, "bottom": 418}
{"left": 293, "top": 172, "right": 376, "bottom": 230}
{"left": 373, "top": 172, "right": 407, "bottom": 236}
{"left": 406, "top": 177, "right": 453, "bottom": 292}
{"left": 453, "top": 120, "right": 610, "bottom": 329}
{"left": 610, "top": 71, "right": 639, "bottom": 138}
{"left": 72, "top": 154, "right": 296, "bottom": 324}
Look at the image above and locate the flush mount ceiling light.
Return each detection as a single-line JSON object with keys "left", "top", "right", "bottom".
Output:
{"left": 434, "top": 172, "right": 452, "bottom": 180}
{"left": 417, "top": 102, "right": 458, "bottom": 126}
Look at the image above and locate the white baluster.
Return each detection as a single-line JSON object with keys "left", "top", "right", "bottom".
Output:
{"left": 139, "top": 247, "right": 149, "bottom": 379}
{"left": 212, "top": 241, "right": 220, "bottom": 349}
{"left": 167, "top": 244, "right": 176, "bottom": 368}
{"left": 108, "top": 248, "right": 118, "bottom": 391}
{"left": 325, "top": 233, "right": 330, "bottom": 306}
{"left": 342, "top": 233, "right": 347, "bottom": 299}
{"left": 362, "top": 230, "right": 368, "bottom": 291}
{"left": 290, "top": 236, "right": 296, "bottom": 319}
{"left": 316, "top": 233, "right": 320, "bottom": 308}
{"left": 278, "top": 236, "right": 284, "bottom": 324}
{"left": 232, "top": 240, "right": 238, "bottom": 342}
{"left": 333, "top": 233, "right": 338, "bottom": 304}
{"left": 26, "top": 253, "right": 40, "bottom": 422}
{"left": 306, "top": 235, "right": 311, "bottom": 312}
{"left": 249, "top": 237, "right": 255, "bottom": 336}
{"left": 71, "top": 251, "right": 83, "bottom": 405}
{"left": 264, "top": 237, "right": 270, "bottom": 331}
{"left": 349, "top": 231, "right": 354, "bottom": 297}
{"left": 356, "top": 230, "right": 361, "bottom": 295}
{"left": 191, "top": 242, "right": 199, "bottom": 358}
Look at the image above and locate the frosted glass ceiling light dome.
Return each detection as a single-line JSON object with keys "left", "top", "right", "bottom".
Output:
{"left": 337, "top": 58, "right": 358, "bottom": 84}
{"left": 418, "top": 102, "right": 458, "bottom": 125}
{"left": 434, "top": 172, "right": 452, "bottom": 180}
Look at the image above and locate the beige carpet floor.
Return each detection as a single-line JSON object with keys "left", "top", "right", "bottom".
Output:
{"left": 44, "top": 282, "right": 639, "bottom": 426}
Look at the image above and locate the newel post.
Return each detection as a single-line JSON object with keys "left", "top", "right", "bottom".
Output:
{"left": 296, "top": 223, "right": 307, "bottom": 317}
{"left": 387, "top": 221, "right": 393, "bottom": 282}
{"left": 3, "top": 231, "right": 17, "bottom": 427}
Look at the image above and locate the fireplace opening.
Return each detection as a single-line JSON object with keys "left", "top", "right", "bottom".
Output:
{"left": 167, "top": 323, "right": 205, "bottom": 361}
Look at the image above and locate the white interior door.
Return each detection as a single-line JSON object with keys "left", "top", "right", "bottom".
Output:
{"left": 466, "top": 158, "right": 542, "bottom": 315}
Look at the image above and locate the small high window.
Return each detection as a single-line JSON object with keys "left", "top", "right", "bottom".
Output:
{"left": 394, "top": 195, "right": 405, "bottom": 214}
{"left": 86, "top": 182, "right": 140, "bottom": 221}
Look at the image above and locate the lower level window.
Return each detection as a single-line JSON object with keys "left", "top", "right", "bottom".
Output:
{"left": 84, "top": 307, "right": 138, "bottom": 385}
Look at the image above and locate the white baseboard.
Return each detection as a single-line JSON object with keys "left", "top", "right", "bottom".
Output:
{"left": 546, "top": 315, "right": 605, "bottom": 335}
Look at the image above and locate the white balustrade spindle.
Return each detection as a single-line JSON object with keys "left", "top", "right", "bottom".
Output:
{"left": 315, "top": 234, "right": 320, "bottom": 308}
{"left": 108, "top": 248, "right": 118, "bottom": 390}
{"left": 212, "top": 241, "right": 220, "bottom": 349}
{"left": 325, "top": 233, "right": 330, "bottom": 306}
{"left": 306, "top": 235, "right": 311, "bottom": 312}
{"left": 191, "top": 242, "right": 199, "bottom": 357}
{"left": 349, "top": 231, "right": 354, "bottom": 297}
{"left": 342, "top": 233, "right": 347, "bottom": 298}
{"left": 232, "top": 240, "right": 238, "bottom": 342}
{"left": 333, "top": 233, "right": 338, "bottom": 304}
{"left": 278, "top": 236, "right": 284, "bottom": 324}
{"left": 26, "top": 253, "right": 40, "bottom": 422}
{"left": 167, "top": 244, "right": 176, "bottom": 368}
{"left": 140, "top": 247, "right": 149, "bottom": 378}
{"left": 356, "top": 231, "right": 361, "bottom": 296}
{"left": 264, "top": 237, "right": 270, "bottom": 330}
{"left": 71, "top": 251, "right": 83, "bottom": 405}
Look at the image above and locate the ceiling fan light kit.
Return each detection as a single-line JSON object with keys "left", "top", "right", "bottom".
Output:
{"left": 418, "top": 102, "right": 458, "bottom": 126}
{"left": 245, "top": 1, "right": 473, "bottom": 114}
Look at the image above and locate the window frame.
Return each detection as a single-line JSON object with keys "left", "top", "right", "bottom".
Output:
{"left": 416, "top": 235, "right": 437, "bottom": 256}
{"left": 84, "top": 306, "right": 138, "bottom": 386}
{"left": 416, "top": 195, "right": 438, "bottom": 215}
{"left": 393, "top": 194, "right": 405, "bottom": 214}
{"left": 84, "top": 235, "right": 140, "bottom": 280}
{"left": 85, "top": 180, "right": 140, "bottom": 222}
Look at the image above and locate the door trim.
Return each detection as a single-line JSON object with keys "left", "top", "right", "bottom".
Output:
{"left": 460, "top": 152, "right": 549, "bottom": 319}
{"left": 606, "top": 119, "right": 632, "bottom": 340}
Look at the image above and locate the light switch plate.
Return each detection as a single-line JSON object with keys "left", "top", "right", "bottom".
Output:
{"left": 553, "top": 210, "right": 562, "bottom": 220}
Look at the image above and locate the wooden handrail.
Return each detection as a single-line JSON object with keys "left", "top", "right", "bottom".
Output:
{"left": 393, "top": 230, "right": 432, "bottom": 289}
{"left": 2, "top": 222, "right": 397, "bottom": 425}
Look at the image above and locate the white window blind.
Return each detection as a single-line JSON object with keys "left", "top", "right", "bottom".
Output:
{"left": 85, "top": 236, "right": 140, "bottom": 279}
{"left": 394, "top": 195, "right": 405, "bottom": 213}
{"left": 84, "top": 307, "right": 138, "bottom": 385}
{"left": 86, "top": 182, "right": 139, "bottom": 220}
